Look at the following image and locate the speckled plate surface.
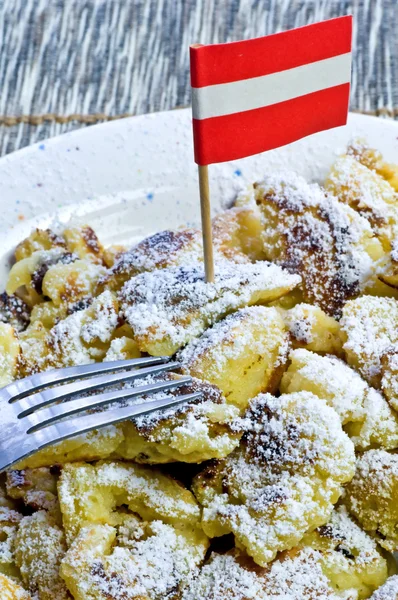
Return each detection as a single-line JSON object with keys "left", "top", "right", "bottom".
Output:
{"left": 0, "top": 108, "right": 397, "bottom": 282}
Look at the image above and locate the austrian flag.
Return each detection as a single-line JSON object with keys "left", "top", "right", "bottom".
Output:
{"left": 190, "top": 16, "right": 352, "bottom": 165}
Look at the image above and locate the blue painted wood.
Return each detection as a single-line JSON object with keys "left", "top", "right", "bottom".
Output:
{"left": 0, "top": 0, "right": 396, "bottom": 155}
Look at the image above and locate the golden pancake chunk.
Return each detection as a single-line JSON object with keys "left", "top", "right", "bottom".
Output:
{"left": 340, "top": 295, "right": 398, "bottom": 388}
{"left": 193, "top": 392, "right": 355, "bottom": 566}
{"left": 58, "top": 461, "right": 208, "bottom": 599}
{"left": 58, "top": 460, "right": 206, "bottom": 543}
{"left": 102, "top": 244, "right": 126, "bottom": 268}
{"left": 15, "top": 426, "right": 124, "bottom": 470}
{"left": 325, "top": 154, "right": 398, "bottom": 247}
{"left": 281, "top": 349, "right": 398, "bottom": 450}
{"left": 19, "top": 290, "right": 120, "bottom": 373}
{"left": 347, "top": 139, "right": 398, "bottom": 193}
{"left": 61, "top": 226, "right": 105, "bottom": 264}
{"left": 0, "top": 483, "right": 16, "bottom": 511}
{"left": 14, "top": 226, "right": 103, "bottom": 264}
{"left": 343, "top": 449, "right": 398, "bottom": 552}
{"left": 280, "top": 303, "right": 342, "bottom": 355}
{"left": 301, "top": 506, "right": 388, "bottom": 599}
{"left": 0, "top": 498, "right": 23, "bottom": 581}
{"left": 183, "top": 507, "right": 388, "bottom": 600}
{"left": 0, "top": 574, "right": 32, "bottom": 600}
{"left": 381, "top": 349, "right": 398, "bottom": 411}
{"left": 253, "top": 172, "right": 383, "bottom": 317}
{"left": 14, "top": 511, "right": 70, "bottom": 600}
{"left": 41, "top": 259, "right": 106, "bottom": 307}
{"left": 98, "top": 228, "right": 204, "bottom": 292}
{"left": 28, "top": 300, "right": 68, "bottom": 330}
{"left": 103, "top": 337, "right": 141, "bottom": 360}
{"left": 99, "top": 207, "right": 262, "bottom": 294}
{"left": 6, "top": 467, "right": 60, "bottom": 520}
{"left": 116, "top": 376, "right": 241, "bottom": 463}
{"left": 7, "top": 226, "right": 105, "bottom": 310}
{"left": 0, "top": 323, "right": 20, "bottom": 387}
{"left": 212, "top": 205, "right": 266, "bottom": 262}
{"left": 179, "top": 306, "right": 289, "bottom": 410}
{"left": 61, "top": 518, "right": 207, "bottom": 600}
{"left": 119, "top": 262, "right": 300, "bottom": 356}
{"left": 378, "top": 247, "right": 398, "bottom": 290}
{"left": 181, "top": 548, "right": 342, "bottom": 600}
{"left": 19, "top": 376, "right": 240, "bottom": 468}
{"left": 15, "top": 228, "right": 67, "bottom": 262}
{"left": 6, "top": 250, "right": 80, "bottom": 307}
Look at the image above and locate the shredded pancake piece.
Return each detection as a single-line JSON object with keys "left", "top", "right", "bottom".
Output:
{"left": 343, "top": 449, "right": 398, "bottom": 552}
{"left": 281, "top": 349, "right": 398, "bottom": 450}
{"left": 181, "top": 548, "right": 343, "bottom": 600}
{"left": 301, "top": 506, "right": 388, "bottom": 598}
{"left": 280, "top": 303, "right": 343, "bottom": 355}
{"left": 119, "top": 261, "right": 300, "bottom": 355}
{"left": 179, "top": 306, "right": 289, "bottom": 410}
{"left": 14, "top": 510, "right": 70, "bottom": 600}
{"left": 193, "top": 391, "right": 355, "bottom": 566}
{"left": 58, "top": 461, "right": 208, "bottom": 599}
{"left": 116, "top": 375, "right": 242, "bottom": 463}
{"left": 252, "top": 171, "right": 383, "bottom": 317}
{"left": 340, "top": 295, "right": 398, "bottom": 388}
{"left": 325, "top": 153, "right": 398, "bottom": 244}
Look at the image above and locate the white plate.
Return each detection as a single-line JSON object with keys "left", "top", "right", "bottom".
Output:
{"left": 0, "top": 108, "right": 397, "bottom": 283}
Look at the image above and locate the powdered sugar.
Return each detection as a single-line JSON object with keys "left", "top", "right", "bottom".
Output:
{"left": 320, "top": 505, "right": 382, "bottom": 568}
{"left": 352, "top": 448, "right": 398, "bottom": 484}
{"left": 90, "top": 520, "right": 205, "bottom": 599}
{"left": 255, "top": 172, "right": 376, "bottom": 317}
{"left": 341, "top": 296, "right": 398, "bottom": 384}
{"left": 178, "top": 305, "right": 288, "bottom": 382}
{"left": 282, "top": 349, "right": 367, "bottom": 425}
{"left": 195, "top": 392, "right": 355, "bottom": 565}
{"left": 14, "top": 510, "right": 70, "bottom": 600}
{"left": 0, "top": 292, "right": 30, "bottom": 332}
{"left": 327, "top": 154, "right": 398, "bottom": 230}
{"left": 120, "top": 262, "right": 300, "bottom": 354}
{"left": 49, "top": 311, "right": 94, "bottom": 366}
{"left": 79, "top": 290, "right": 118, "bottom": 344}
{"left": 182, "top": 548, "right": 341, "bottom": 600}
{"left": 105, "top": 229, "right": 204, "bottom": 277}
{"left": 282, "top": 349, "right": 398, "bottom": 450}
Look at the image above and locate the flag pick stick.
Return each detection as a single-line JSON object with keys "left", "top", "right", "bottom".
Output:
{"left": 190, "top": 16, "right": 352, "bottom": 284}
{"left": 197, "top": 164, "right": 215, "bottom": 283}
{"left": 190, "top": 43, "right": 215, "bottom": 284}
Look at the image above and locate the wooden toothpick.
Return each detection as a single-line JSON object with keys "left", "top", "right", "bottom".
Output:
{"left": 198, "top": 164, "right": 214, "bottom": 283}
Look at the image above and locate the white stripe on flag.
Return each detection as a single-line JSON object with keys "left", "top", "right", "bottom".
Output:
{"left": 191, "top": 52, "right": 352, "bottom": 120}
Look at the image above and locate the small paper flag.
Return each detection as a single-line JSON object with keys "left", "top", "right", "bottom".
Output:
{"left": 190, "top": 16, "right": 352, "bottom": 165}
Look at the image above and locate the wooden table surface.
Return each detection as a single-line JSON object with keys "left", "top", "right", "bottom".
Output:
{"left": 0, "top": 0, "right": 396, "bottom": 155}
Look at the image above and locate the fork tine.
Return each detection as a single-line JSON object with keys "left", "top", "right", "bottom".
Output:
{"left": 1, "top": 356, "right": 169, "bottom": 403}
{"left": 16, "top": 361, "right": 182, "bottom": 416}
{"left": 30, "top": 391, "right": 203, "bottom": 453}
{"left": 25, "top": 375, "right": 193, "bottom": 431}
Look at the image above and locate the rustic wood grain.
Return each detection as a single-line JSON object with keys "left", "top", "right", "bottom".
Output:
{"left": 0, "top": 0, "right": 396, "bottom": 155}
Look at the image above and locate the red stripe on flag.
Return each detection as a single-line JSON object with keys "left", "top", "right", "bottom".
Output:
{"left": 192, "top": 83, "right": 350, "bottom": 165}
{"left": 190, "top": 16, "right": 352, "bottom": 88}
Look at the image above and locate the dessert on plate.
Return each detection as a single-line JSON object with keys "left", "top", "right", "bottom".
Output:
{"left": 1, "top": 140, "right": 398, "bottom": 599}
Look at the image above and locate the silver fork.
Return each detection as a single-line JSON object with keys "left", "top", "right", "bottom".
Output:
{"left": 0, "top": 356, "right": 201, "bottom": 472}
